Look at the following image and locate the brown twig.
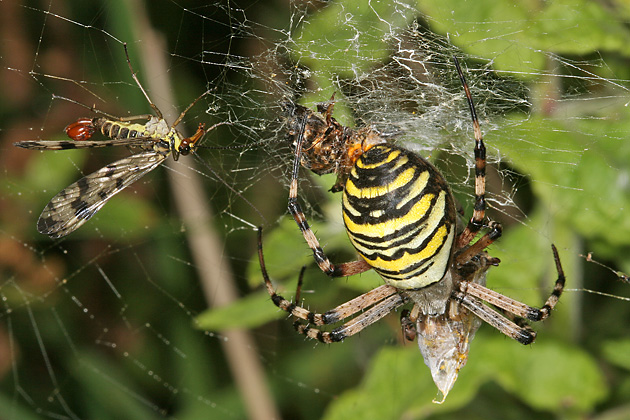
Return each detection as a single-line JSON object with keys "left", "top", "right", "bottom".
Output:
{"left": 124, "top": 1, "right": 280, "bottom": 418}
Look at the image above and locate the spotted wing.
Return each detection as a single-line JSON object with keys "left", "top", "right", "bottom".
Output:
{"left": 37, "top": 150, "right": 168, "bottom": 238}
{"left": 14, "top": 138, "right": 151, "bottom": 150}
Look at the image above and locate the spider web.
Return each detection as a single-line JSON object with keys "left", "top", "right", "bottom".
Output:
{"left": 1, "top": 0, "right": 630, "bottom": 419}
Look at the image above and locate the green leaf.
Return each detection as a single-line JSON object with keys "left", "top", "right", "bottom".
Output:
{"left": 416, "top": 0, "right": 545, "bottom": 77}
{"left": 476, "top": 337, "right": 608, "bottom": 412}
{"left": 0, "top": 392, "right": 46, "bottom": 420}
{"left": 322, "top": 346, "right": 441, "bottom": 420}
{"left": 532, "top": 0, "right": 630, "bottom": 56}
{"left": 171, "top": 318, "right": 245, "bottom": 419}
{"left": 291, "top": 0, "right": 419, "bottom": 108}
{"left": 251, "top": 212, "right": 386, "bottom": 295}
{"left": 25, "top": 148, "right": 88, "bottom": 195}
{"left": 81, "top": 189, "right": 163, "bottom": 240}
{"left": 294, "top": 0, "right": 416, "bottom": 77}
{"left": 417, "top": 0, "right": 630, "bottom": 76}
{"left": 323, "top": 345, "right": 485, "bottom": 420}
{"left": 325, "top": 336, "right": 606, "bottom": 418}
{"left": 195, "top": 290, "right": 285, "bottom": 330}
{"left": 70, "top": 352, "right": 163, "bottom": 420}
{"left": 492, "top": 113, "right": 630, "bottom": 248}
{"left": 602, "top": 339, "right": 630, "bottom": 371}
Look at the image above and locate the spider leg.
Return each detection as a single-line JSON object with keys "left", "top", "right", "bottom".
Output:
{"left": 258, "top": 227, "right": 402, "bottom": 343}
{"left": 453, "top": 57, "right": 487, "bottom": 248}
{"left": 294, "top": 265, "right": 307, "bottom": 303}
{"left": 455, "top": 221, "right": 502, "bottom": 266}
{"left": 294, "top": 293, "right": 406, "bottom": 343}
{"left": 400, "top": 303, "right": 422, "bottom": 341}
{"left": 288, "top": 114, "right": 372, "bottom": 277}
{"left": 452, "top": 290, "right": 536, "bottom": 344}
{"left": 455, "top": 244, "right": 565, "bottom": 344}
{"left": 541, "top": 244, "right": 566, "bottom": 319}
{"left": 461, "top": 281, "right": 542, "bottom": 320}
{"left": 461, "top": 244, "right": 565, "bottom": 321}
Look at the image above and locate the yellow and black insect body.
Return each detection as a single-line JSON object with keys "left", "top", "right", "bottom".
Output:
{"left": 13, "top": 43, "right": 211, "bottom": 238}
{"left": 66, "top": 115, "right": 190, "bottom": 159}
{"left": 98, "top": 117, "right": 167, "bottom": 141}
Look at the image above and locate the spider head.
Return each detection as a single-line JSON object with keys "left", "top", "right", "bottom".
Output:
{"left": 285, "top": 101, "right": 386, "bottom": 190}
{"left": 178, "top": 123, "right": 206, "bottom": 157}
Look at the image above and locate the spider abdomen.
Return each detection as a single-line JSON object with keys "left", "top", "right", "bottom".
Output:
{"left": 342, "top": 144, "right": 456, "bottom": 290}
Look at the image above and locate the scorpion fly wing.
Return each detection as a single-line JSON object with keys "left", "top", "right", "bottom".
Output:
{"left": 37, "top": 151, "right": 167, "bottom": 238}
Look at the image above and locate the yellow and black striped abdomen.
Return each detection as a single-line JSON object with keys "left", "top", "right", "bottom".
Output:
{"left": 95, "top": 116, "right": 174, "bottom": 145}
{"left": 97, "top": 119, "right": 149, "bottom": 140}
{"left": 342, "top": 144, "right": 456, "bottom": 290}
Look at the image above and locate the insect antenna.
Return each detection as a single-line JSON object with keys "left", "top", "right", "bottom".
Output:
{"left": 52, "top": 94, "right": 122, "bottom": 121}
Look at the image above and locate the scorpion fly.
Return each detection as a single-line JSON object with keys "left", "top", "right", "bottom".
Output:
{"left": 15, "top": 43, "right": 220, "bottom": 238}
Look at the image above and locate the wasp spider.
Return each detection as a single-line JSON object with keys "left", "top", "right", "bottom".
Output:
{"left": 258, "top": 58, "right": 565, "bottom": 351}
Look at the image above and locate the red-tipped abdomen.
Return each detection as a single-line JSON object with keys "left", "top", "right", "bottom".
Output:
{"left": 65, "top": 118, "right": 96, "bottom": 141}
